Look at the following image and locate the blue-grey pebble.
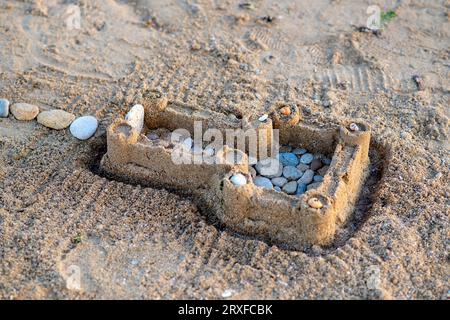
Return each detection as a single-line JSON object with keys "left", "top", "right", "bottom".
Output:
{"left": 271, "top": 177, "right": 288, "bottom": 187}
{"left": 254, "top": 176, "right": 273, "bottom": 189}
{"left": 296, "top": 183, "right": 307, "bottom": 195}
{"left": 307, "top": 182, "right": 322, "bottom": 191}
{"left": 292, "top": 148, "right": 307, "bottom": 155}
{"left": 70, "top": 116, "right": 98, "bottom": 140}
{"left": 282, "top": 181, "right": 297, "bottom": 194}
{"left": 255, "top": 158, "right": 283, "bottom": 178}
{"left": 298, "top": 169, "right": 314, "bottom": 184}
{"left": 282, "top": 166, "right": 302, "bottom": 180}
{"left": 278, "top": 152, "right": 299, "bottom": 166}
{"left": 0, "top": 99, "right": 9, "bottom": 117}
{"left": 296, "top": 163, "right": 310, "bottom": 172}
{"left": 299, "top": 153, "right": 314, "bottom": 164}
{"left": 313, "top": 175, "right": 324, "bottom": 182}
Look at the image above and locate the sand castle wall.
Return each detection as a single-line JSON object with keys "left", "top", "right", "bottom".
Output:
{"left": 101, "top": 96, "right": 371, "bottom": 248}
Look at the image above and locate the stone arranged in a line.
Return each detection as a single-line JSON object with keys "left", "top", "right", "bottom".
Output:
{"left": 0, "top": 99, "right": 10, "bottom": 118}
{"left": 11, "top": 103, "right": 39, "bottom": 121}
{"left": 38, "top": 110, "right": 75, "bottom": 130}
{"left": 0, "top": 98, "right": 98, "bottom": 140}
{"left": 70, "top": 116, "right": 98, "bottom": 140}
{"left": 250, "top": 149, "right": 330, "bottom": 196}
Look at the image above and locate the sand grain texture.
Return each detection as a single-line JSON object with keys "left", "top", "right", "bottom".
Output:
{"left": 0, "top": 0, "right": 448, "bottom": 299}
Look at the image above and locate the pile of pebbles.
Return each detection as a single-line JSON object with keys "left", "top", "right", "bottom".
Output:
{"left": 145, "top": 128, "right": 176, "bottom": 147}
{"left": 231, "top": 146, "right": 331, "bottom": 196}
{"left": 122, "top": 109, "right": 332, "bottom": 198}
{"left": 144, "top": 128, "right": 218, "bottom": 157}
{"left": 143, "top": 127, "right": 331, "bottom": 197}
{"left": 0, "top": 98, "right": 98, "bottom": 140}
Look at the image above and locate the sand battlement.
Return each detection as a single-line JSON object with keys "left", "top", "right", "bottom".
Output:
{"left": 101, "top": 96, "right": 371, "bottom": 248}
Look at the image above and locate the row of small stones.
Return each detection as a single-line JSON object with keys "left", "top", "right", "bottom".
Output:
{"left": 0, "top": 98, "right": 98, "bottom": 140}
{"left": 230, "top": 147, "right": 331, "bottom": 196}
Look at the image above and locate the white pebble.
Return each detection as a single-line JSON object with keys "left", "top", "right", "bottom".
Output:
{"left": 230, "top": 173, "right": 247, "bottom": 186}
{"left": 307, "top": 182, "right": 322, "bottom": 190}
{"left": 258, "top": 114, "right": 268, "bottom": 122}
{"left": 70, "top": 116, "right": 98, "bottom": 140}
{"left": 125, "top": 104, "right": 144, "bottom": 133}
{"left": 349, "top": 123, "right": 360, "bottom": 132}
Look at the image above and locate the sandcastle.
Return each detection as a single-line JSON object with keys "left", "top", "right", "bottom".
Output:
{"left": 100, "top": 92, "right": 371, "bottom": 249}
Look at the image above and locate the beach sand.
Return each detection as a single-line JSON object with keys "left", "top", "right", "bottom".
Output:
{"left": 0, "top": 0, "right": 448, "bottom": 299}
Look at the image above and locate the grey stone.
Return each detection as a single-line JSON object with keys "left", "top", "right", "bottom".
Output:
{"left": 307, "top": 182, "right": 322, "bottom": 190}
{"left": 282, "top": 166, "right": 302, "bottom": 180}
{"left": 292, "top": 148, "right": 307, "bottom": 155}
{"left": 0, "top": 99, "right": 9, "bottom": 117}
{"left": 299, "top": 153, "right": 314, "bottom": 164}
{"left": 296, "top": 183, "right": 307, "bottom": 196}
{"left": 271, "top": 177, "right": 288, "bottom": 187}
{"left": 254, "top": 176, "right": 273, "bottom": 189}
{"left": 255, "top": 158, "right": 283, "bottom": 178}
{"left": 298, "top": 169, "right": 314, "bottom": 184}
{"left": 296, "top": 163, "right": 310, "bottom": 172}
{"left": 249, "top": 166, "right": 257, "bottom": 178}
{"left": 310, "top": 159, "right": 323, "bottom": 171}
{"left": 317, "top": 165, "right": 330, "bottom": 176}
{"left": 278, "top": 153, "right": 299, "bottom": 166}
{"left": 313, "top": 175, "right": 324, "bottom": 182}
{"left": 282, "top": 181, "right": 297, "bottom": 194}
